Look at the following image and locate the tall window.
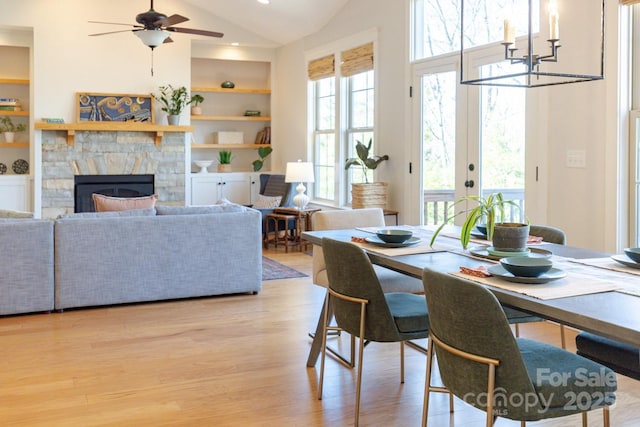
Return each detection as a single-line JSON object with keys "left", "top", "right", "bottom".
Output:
{"left": 308, "top": 40, "right": 376, "bottom": 207}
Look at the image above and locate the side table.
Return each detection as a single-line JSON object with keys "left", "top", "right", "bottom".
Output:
{"left": 274, "top": 207, "right": 321, "bottom": 251}
{"left": 265, "top": 213, "right": 300, "bottom": 253}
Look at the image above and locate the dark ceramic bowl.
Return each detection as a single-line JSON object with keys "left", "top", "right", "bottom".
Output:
{"left": 500, "top": 257, "right": 553, "bottom": 277}
{"left": 476, "top": 224, "right": 487, "bottom": 235}
{"left": 624, "top": 248, "right": 640, "bottom": 263}
{"left": 376, "top": 229, "right": 413, "bottom": 244}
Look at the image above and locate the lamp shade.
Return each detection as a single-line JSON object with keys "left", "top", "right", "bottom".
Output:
{"left": 285, "top": 161, "right": 315, "bottom": 183}
{"left": 135, "top": 29, "right": 170, "bottom": 48}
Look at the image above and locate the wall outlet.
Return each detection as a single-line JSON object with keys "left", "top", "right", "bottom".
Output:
{"left": 566, "top": 150, "right": 586, "bottom": 168}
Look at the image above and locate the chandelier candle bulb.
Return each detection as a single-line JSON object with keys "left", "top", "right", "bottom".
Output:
{"left": 503, "top": 19, "right": 515, "bottom": 44}
{"left": 549, "top": 1, "right": 559, "bottom": 40}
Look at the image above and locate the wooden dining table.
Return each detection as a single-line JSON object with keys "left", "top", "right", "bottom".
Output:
{"left": 302, "top": 226, "right": 640, "bottom": 367}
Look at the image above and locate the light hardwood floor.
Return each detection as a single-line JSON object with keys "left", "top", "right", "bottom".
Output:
{"left": 0, "top": 247, "right": 638, "bottom": 426}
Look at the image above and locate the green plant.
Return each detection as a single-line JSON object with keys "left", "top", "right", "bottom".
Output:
{"left": 218, "top": 150, "right": 232, "bottom": 164}
{"left": 190, "top": 94, "right": 204, "bottom": 107}
{"left": 252, "top": 146, "right": 273, "bottom": 171}
{"left": 430, "top": 192, "right": 522, "bottom": 249}
{"left": 151, "top": 84, "right": 190, "bottom": 115}
{"left": 0, "top": 116, "right": 26, "bottom": 133}
{"left": 344, "top": 138, "right": 389, "bottom": 183}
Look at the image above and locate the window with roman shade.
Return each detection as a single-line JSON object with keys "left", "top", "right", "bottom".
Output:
{"left": 308, "top": 54, "right": 335, "bottom": 81}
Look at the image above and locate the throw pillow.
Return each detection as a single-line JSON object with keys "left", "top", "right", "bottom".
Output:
{"left": 92, "top": 194, "right": 158, "bottom": 212}
{"left": 252, "top": 194, "right": 282, "bottom": 209}
{"left": 0, "top": 208, "right": 34, "bottom": 219}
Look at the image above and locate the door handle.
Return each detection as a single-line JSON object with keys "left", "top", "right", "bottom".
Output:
{"left": 464, "top": 180, "right": 474, "bottom": 188}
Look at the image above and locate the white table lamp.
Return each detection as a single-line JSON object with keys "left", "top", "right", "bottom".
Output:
{"left": 285, "top": 160, "right": 315, "bottom": 210}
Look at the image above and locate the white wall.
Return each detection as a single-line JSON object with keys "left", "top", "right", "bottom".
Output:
{"left": 274, "top": 0, "right": 625, "bottom": 252}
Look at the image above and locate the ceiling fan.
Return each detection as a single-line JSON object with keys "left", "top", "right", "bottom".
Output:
{"left": 89, "top": 0, "right": 224, "bottom": 49}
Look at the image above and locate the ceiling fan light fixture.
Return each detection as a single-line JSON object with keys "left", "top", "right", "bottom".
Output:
{"left": 135, "top": 29, "right": 170, "bottom": 48}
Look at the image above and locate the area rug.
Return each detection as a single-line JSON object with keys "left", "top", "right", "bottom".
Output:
{"left": 262, "top": 256, "right": 308, "bottom": 281}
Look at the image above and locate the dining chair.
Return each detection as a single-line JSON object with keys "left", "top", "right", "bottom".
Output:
{"left": 312, "top": 208, "right": 423, "bottom": 293}
{"left": 576, "top": 332, "right": 640, "bottom": 380}
{"left": 319, "top": 237, "right": 430, "bottom": 426}
{"left": 421, "top": 268, "right": 617, "bottom": 427}
{"left": 508, "top": 223, "right": 568, "bottom": 347}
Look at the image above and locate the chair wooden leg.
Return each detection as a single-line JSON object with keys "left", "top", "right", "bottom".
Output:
{"left": 422, "top": 338, "right": 435, "bottom": 427}
{"left": 400, "top": 341, "right": 405, "bottom": 384}
{"left": 486, "top": 364, "right": 496, "bottom": 427}
{"left": 582, "top": 412, "right": 587, "bottom": 427}
{"left": 353, "top": 302, "right": 367, "bottom": 427}
{"left": 604, "top": 406, "right": 610, "bottom": 427}
{"left": 318, "top": 292, "right": 331, "bottom": 400}
{"left": 514, "top": 323, "right": 520, "bottom": 337}
{"left": 560, "top": 324, "right": 566, "bottom": 349}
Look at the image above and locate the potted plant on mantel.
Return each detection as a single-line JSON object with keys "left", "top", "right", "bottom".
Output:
{"left": 0, "top": 116, "right": 26, "bottom": 143}
{"left": 430, "top": 192, "right": 528, "bottom": 250}
{"left": 151, "top": 84, "right": 190, "bottom": 125}
{"left": 345, "top": 138, "right": 389, "bottom": 209}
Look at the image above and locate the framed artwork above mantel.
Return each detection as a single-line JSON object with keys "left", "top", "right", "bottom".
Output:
{"left": 77, "top": 93, "right": 154, "bottom": 123}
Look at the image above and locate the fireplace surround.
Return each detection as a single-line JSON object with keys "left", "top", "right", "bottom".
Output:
{"left": 74, "top": 174, "right": 155, "bottom": 213}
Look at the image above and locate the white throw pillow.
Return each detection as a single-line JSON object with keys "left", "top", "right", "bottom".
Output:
{"left": 253, "top": 194, "right": 282, "bottom": 209}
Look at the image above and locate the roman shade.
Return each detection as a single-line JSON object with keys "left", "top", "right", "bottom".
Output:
{"left": 341, "top": 42, "right": 373, "bottom": 77}
{"left": 307, "top": 54, "right": 335, "bottom": 80}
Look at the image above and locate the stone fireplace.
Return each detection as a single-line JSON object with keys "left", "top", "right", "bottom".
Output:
{"left": 40, "top": 130, "right": 186, "bottom": 218}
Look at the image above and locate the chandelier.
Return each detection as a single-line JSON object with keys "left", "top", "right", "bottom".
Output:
{"left": 460, "top": 0, "right": 605, "bottom": 88}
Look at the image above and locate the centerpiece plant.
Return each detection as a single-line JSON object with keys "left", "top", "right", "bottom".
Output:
{"left": 151, "top": 84, "right": 190, "bottom": 124}
{"left": 430, "top": 192, "right": 523, "bottom": 249}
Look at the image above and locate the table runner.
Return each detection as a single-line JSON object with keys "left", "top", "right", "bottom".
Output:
{"left": 352, "top": 225, "right": 462, "bottom": 256}
{"left": 568, "top": 257, "right": 640, "bottom": 297}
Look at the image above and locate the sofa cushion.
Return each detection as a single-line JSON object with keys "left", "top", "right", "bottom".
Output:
{"left": 253, "top": 194, "right": 282, "bottom": 209}
{"left": 93, "top": 194, "right": 158, "bottom": 212}
{"left": 156, "top": 204, "right": 246, "bottom": 215}
{"left": 60, "top": 209, "right": 157, "bottom": 219}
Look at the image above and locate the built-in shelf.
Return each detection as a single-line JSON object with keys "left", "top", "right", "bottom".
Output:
{"left": 0, "top": 142, "right": 28, "bottom": 147}
{"left": 0, "top": 110, "right": 28, "bottom": 116}
{"left": 191, "top": 115, "right": 271, "bottom": 122}
{"left": 192, "top": 144, "right": 269, "bottom": 149}
{"left": 191, "top": 87, "right": 271, "bottom": 94}
{"left": 0, "top": 78, "right": 29, "bottom": 85}
{"left": 35, "top": 122, "right": 194, "bottom": 146}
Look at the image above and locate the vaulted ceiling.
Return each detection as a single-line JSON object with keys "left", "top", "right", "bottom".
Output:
{"left": 180, "top": 0, "right": 351, "bottom": 46}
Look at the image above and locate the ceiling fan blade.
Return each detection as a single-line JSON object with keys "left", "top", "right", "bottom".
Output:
{"left": 164, "top": 37, "right": 174, "bottom": 44}
{"left": 155, "top": 14, "right": 189, "bottom": 27}
{"left": 166, "top": 27, "right": 224, "bottom": 38}
{"left": 89, "top": 29, "right": 135, "bottom": 37}
{"left": 88, "top": 20, "right": 139, "bottom": 27}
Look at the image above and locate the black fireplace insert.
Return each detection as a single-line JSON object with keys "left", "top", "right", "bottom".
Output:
{"left": 74, "top": 174, "right": 155, "bottom": 213}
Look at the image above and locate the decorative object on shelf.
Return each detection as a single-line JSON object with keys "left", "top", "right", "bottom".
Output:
{"left": 0, "top": 163, "right": 6, "bottom": 174}
{"left": 285, "top": 160, "right": 315, "bottom": 210}
{"left": 0, "top": 116, "right": 27, "bottom": 143}
{"left": 194, "top": 160, "right": 213, "bottom": 174}
{"left": 244, "top": 110, "right": 261, "bottom": 117}
{"left": 77, "top": 93, "right": 153, "bottom": 122}
{"left": 221, "top": 81, "right": 235, "bottom": 89}
{"left": 213, "top": 131, "right": 243, "bottom": 145}
{"left": 190, "top": 94, "right": 204, "bottom": 116}
{"left": 345, "top": 138, "right": 389, "bottom": 209}
{"left": 460, "top": 0, "right": 605, "bottom": 87}
{"left": 0, "top": 97, "right": 21, "bottom": 112}
{"left": 218, "top": 150, "right": 232, "bottom": 172}
{"left": 12, "top": 159, "right": 28, "bottom": 175}
{"left": 42, "top": 118, "right": 65, "bottom": 124}
{"left": 151, "top": 84, "right": 190, "bottom": 125}
{"left": 252, "top": 146, "right": 273, "bottom": 172}
{"left": 430, "top": 192, "right": 524, "bottom": 250}
{"left": 254, "top": 126, "right": 271, "bottom": 144}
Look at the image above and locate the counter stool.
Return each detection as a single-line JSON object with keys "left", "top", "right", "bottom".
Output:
{"left": 266, "top": 212, "right": 300, "bottom": 253}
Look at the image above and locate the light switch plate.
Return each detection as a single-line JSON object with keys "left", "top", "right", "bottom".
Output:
{"left": 566, "top": 150, "right": 586, "bottom": 168}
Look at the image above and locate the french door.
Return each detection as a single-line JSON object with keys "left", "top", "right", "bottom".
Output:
{"left": 412, "top": 57, "right": 526, "bottom": 226}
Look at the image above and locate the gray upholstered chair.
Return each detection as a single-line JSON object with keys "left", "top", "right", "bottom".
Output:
{"left": 530, "top": 224, "right": 567, "bottom": 245}
{"left": 421, "top": 268, "right": 617, "bottom": 427}
{"left": 319, "top": 238, "right": 430, "bottom": 426}
{"left": 576, "top": 332, "right": 640, "bottom": 380}
{"left": 255, "top": 174, "right": 296, "bottom": 247}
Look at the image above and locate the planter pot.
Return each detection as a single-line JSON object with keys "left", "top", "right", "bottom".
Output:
{"left": 492, "top": 222, "right": 530, "bottom": 252}
{"left": 351, "top": 182, "right": 388, "bottom": 209}
{"left": 167, "top": 115, "right": 180, "bottom": 125}
{"left": 218, "top": 164, "right": 232, "bottom": 173}
{"left": 191, "top": 106, "right": 202, "bottom": 116}
{"left": 3, "top": 132, "right": 15, "bottom": 143}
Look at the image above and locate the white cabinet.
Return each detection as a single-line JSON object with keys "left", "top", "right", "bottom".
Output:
{"left": 191, "top": 172, "right": 260, "bottom": 206}
{"left": 0, "top": 175, "right": 31, "bottom": 211}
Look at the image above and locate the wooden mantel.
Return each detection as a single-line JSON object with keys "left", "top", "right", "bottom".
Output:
{"left": 34, "top": 122, "right": 194, "bottom": 146}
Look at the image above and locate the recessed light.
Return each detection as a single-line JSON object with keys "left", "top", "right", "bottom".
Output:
{"left": 257, "top": 0, "right": 270, "bottom": 4}
{"left": 231, "top": 42, "right": 239, "bottom": 46}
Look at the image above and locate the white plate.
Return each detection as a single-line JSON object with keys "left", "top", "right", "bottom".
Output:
{"left": 365, "top": 236, "right": 421, "bottom": 248}
{"left": 487, "top": 265, "right": 566, "bottom": 284}
{"left": 611, "top": 254, "right": 640, "bottom": 270}
{"left": 470, "top": 245, "right": 552, "bottom": 260}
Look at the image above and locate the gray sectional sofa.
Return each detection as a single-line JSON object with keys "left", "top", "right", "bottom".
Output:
{"left": 0, "top": 204, "right": 262, "bottom": 314}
